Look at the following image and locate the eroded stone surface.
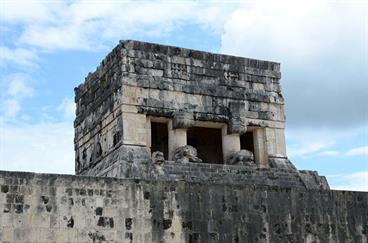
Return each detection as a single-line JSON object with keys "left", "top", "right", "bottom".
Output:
{"left": 173, "top": 145, "right": 202, "bottom": 163}
{"left": 0, "top": 171, "right": 366, "bottom": 243}
{"left": 1, "top": 40, "right": 365, "bottom": 243}
{"left": 72, "top": 40, "right": 329, "bottom": 190}
{"left": 151, "top": 151, "right": 165, "bottom": 165}
{"left": 73, "top": 40, "right": 289, "bottom": 177}
{"left": 226, "top": 149, "right": 255, "bottom": 166}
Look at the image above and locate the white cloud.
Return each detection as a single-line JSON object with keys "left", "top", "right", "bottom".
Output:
{"left": 286, "top": 128, "right": 336, "bottom": 157}
{"left": 286, "top": 126, "right": 367, "bottom": 158}
{"left": 221, "top": 0, "right": 367, "bottom": 62}
{"left": 3, "top": 1, "right": 237, "bottom": 51}
{"left": 288, "top": 142, "right": 331, "bottom": 158}
{"left": 317, "top": 150, "right": 340, "bottom": 157}
{"left": 0, "top": 0, "right": 60, "bottom": 23}
{"left": 0, "top": 121, "right": 74, "bottom": 174}
{"left": 220, "top": 0, "right": 368, "bottom": 128}
{"left": 0, "top": 46, "right": 39, "bottom": 67}
{"left": 0, "top": 73, "right": 36, "bottom": 121}
{"left": 329, "top": 171, "right": 368, "bottom": 192}
{"left": 0, "top": 99, "right": 21, "bottom": 118}
{"left": 7, "top": 75, "right": 34, "bottom": 97}
{"left": 58, "top": 97, "right": 75, "bottom": 120}
{"left": 346, "top": 146, "right": 368, "bottom": 156}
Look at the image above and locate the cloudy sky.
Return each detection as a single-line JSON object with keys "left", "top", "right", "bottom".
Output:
{"left": 0, "top": 0, "right": 367, "bottom": 191}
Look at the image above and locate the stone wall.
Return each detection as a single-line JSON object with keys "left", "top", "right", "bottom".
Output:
{"left": 81, "top": 153, "right": 329, "bottom": 190}
{"left": 1, "top": 170, "right": 366, "bottom": 243}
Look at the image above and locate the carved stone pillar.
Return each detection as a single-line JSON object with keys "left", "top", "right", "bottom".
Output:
{"left": 222, "top": 125, "right": 241, "bottom": 163}
{"left": 168, "top": 120, "right": 187, "bottom": 160}
{"left": 253, "top": 128, "right": 268, "bottom": 168}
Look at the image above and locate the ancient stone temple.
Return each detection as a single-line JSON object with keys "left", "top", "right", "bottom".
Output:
{"left": 0, "top": 40, "right": 367, "bottom": 243}
{"left": 73, "top": 40, "right": 327, "bottom": 189}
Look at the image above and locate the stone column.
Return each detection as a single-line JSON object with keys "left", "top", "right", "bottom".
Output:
{"left": 222, "top": 125, "right": 241, "bottom": 163}
{"left": 122, "top": 112, "right": 147, "bottom": 146}
{"left": 168, "top": 120, "right": 187, "bottom": 160}
{"left": 265, "top": 127, "right": 287, "bottom": 159}
{"left": 253, "top": 128, "right": 268, "bottom": 168}
{"left": 145, "top": 117, "right": 152, "bottom": 155}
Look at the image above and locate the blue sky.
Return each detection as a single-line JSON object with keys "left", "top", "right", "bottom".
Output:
{"left": 0, "top": 0, "right": 367, "bottom": 191}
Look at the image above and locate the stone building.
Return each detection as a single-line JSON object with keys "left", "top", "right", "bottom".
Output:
{"left": 73, "top": 40, "right": 326, "bottom": 189}
{"left": 0, "top": 40, "right": 367, "bottom": 243}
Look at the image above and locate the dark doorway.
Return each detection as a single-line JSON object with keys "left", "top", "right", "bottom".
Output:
{"left": 240, "top": 131, "right": 255, "bottom": 154}
{"left": 187, "top": 127, "right": 223, "bottom": 164}
{"left": 151, "top": 122, "right": 168, "bottom": 160}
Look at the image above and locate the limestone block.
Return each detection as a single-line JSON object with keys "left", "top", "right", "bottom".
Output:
{"left": 192, "top": 58, "right": 204, "bottom": 67}
{"left": 150, "top": 69, "right": 163, "bottom": 77}
{"left": 265, "top": 127, "right": 277, "bottom": 156}
{"left": 268, "top": 103, "right": 285, "bottom": 121}
{"left": 149, "top": 89, "right": 160, "bottom": 100}
{"left": 172, "top": 109, "right": 194, "bottom": 129}
{"left": 185, "top": 94, "right": 202, "bottom": 108}
{"left": 265, "top": 127, "right": 287, "bottom": 158}
{"left": 168, "top": 121, "right": 187, "bottom": 160}
{"left": 227, "top": 116, "right": 247, "bottom": 134}
{"left": 253, "top": 128, "right": 268, "bottom": 167}
{"left": 275, "top": 128, "right": 287, "bottom": 156}
{"left": 122, "top": 85, "right": 145, "bottom": 105}
{"left": 122, "top": 112, "right": 147, "bottom": 146}
{"left": 222, "top": 125, "right": 241, "bottom": 161}
{"left": 1, "top": 227, "right": 13, "bottom": 241}
{"left": 171, "top": 56, "right": 186, "bottom": 64}
{"left": 121, "top": 104, "right": 138, "bottom": 113}
{"left": 252, "top": 83, "right": 265, "bottom": 91}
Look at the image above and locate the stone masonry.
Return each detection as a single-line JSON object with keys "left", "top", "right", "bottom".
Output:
{"left": 1, "top": 40, "right": 367, "bottom": 242}
{"left": 0, "top": 171, "right": 367, "bottom": 243}
{"left": 73, "top": 40, "right": 327, "bottom": 190}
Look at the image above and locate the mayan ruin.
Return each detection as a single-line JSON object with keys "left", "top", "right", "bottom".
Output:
{"left": 0, "top": 40, "right": 367, "bottom": 242}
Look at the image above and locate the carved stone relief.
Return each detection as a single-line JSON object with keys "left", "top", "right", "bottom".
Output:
{"left": 174, "top": 145, "right": 202, "bottom": 163}
{"left": 227, "top": 149, "right": 256, "bottom": 167}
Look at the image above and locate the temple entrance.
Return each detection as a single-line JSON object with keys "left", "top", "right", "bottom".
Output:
{"left": 187, "top": 127, "right": 223, "bottom": 164}
{"left": 240, "top": 131, "right": 255, "bottom": 155}
{"left": 151, "top": 122, "right": 168, "bottom": 160}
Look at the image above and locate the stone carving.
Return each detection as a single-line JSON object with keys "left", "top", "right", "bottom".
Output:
{"left": 172, "top": 109, "right": 194, "bottom": 129}
{"left": 171, "top": 63, "right": 188, "bottom": 79}
{"left": 224, "top": 71, "right": 239, "bottom": 81}
{"left": 151, "top": 151, "right": 165, "bottom": 165}
{"left": 228, "top": 116, "right": 247, "bottom": 134}
{"left": 174, "top": 145, "right": 202, "bottom": 163}
{"left": 227, "top": 150, "right": 256, "bottom": 166}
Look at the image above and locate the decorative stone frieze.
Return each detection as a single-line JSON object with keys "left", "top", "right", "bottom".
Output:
{"left": 172, "top": 109, "right": 194, "bottom": 129}
{"left": 227, "top": 116, "right": 247, "bottom": 134}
